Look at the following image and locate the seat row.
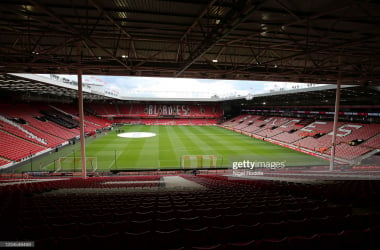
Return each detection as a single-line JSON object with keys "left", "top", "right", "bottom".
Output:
{"left": 33, "top": 226, "right": 380, "bottom": 250}
{"left": 19, "top": 213, "right": 378, "bottom": 240}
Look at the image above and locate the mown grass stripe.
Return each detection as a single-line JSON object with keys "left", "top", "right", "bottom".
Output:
{"left": 14, "top": 125, "right": 329, "bottom": 172}
{"left": 176, "top": 126, "right": 214, "bottom": 155}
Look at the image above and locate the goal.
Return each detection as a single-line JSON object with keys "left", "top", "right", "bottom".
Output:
{"left": 56, "top": 157, "right": 98, "bottom": 172}
{"left": 181, "top": 155, "right": 218, "bottom": 169}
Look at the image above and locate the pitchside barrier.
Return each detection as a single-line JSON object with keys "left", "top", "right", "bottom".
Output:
{"left": 56, "top": 157, "right": 98, "bottom": 172}
{"left": 181, "top": 155, "right": 219, "bottom": 169}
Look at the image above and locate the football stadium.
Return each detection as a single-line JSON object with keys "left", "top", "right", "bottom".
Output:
{"left": 1, "top": 0, "right": 380, "bottom": 249}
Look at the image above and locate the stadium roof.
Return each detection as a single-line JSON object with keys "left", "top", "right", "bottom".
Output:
{"left": 0, "top": 73, "right": 231, "bottom": 101}
{"left": 0, "top": 0, "right": 380, "bottom": 85}
{"left": 240, "top": 85, "right": 380, "bottom": 107}
{"left": 0, "top": 73, "right": 112, "bottom": 101}
{"left": 1, "top": 73, "right": 379, "bottom": 106}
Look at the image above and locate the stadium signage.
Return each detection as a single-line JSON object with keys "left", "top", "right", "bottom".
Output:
{"left": 327, "top": 124, "right": 362, "bottom": 137}
{"left": 146, "top": 104, "right": 190, "bottom": 116}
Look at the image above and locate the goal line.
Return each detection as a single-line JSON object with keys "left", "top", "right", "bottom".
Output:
{"left": 56, "top": 157, "right": 98, "bottom": 172}
{"left": 181, "top": 155, "right": 218, "bottom": 169}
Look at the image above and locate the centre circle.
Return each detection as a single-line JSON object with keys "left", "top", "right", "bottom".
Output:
{"left": 117, "top": 132, "right": 156, "bottom": 138}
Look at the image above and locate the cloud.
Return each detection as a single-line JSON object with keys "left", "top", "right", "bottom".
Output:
{"left": 39, "top": 74, "right": 323, "bottom": 99}
{"left": 109, "top": 77, "right": 251, "bottom": 98}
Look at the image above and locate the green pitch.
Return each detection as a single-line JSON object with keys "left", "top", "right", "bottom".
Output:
{"left": 17, "top": 125, "right": 329, "bottom": 172}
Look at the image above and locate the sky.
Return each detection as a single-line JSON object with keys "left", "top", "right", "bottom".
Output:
{"left": 42, "top": 74, "right": 320, "bottom": 99}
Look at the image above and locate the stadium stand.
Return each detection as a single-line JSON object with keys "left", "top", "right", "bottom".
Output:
{"left": 205, "top": 118, "right": 218, "bottom": 125}
{"left": 1, "top": 1, "right": 380, "bottom": 247}
{"left": 100, "top": 103, "right": 222, "bottom": 125}
{"left": 175, "top": 118, "right": 191, "bottom": 125}
{"left": 129, "top": 104, "right": 146, "bottom": 116}
{"left": 0, "top": 102, "right": 115, "bottom": 167}
{"left": 21, "top": 124, "right": 65, "bottom": 148}
{"left": 233, "top": 116, "right": 257, "bottom": 130}
{"left": 27, "top": 117, "right": 78, "bottom": 140}
{"left": 40, "top": 110, "right": 79, "bottom": 129}
{"left": 333, "top": 123, "right": 380, "bottom": 144}
{"left": 117, "top": 103, "right": 132, "bottom": 115}
{"left": 363, "top": 135, "right": 380, "bottom": 149}
{"left": 0, "top": 118, "right": 48, "bottom": 147}
{"left": 270, "top": 130, "right": 305, "bottom": 144}
{"left": 296, "top": 123, "right": 380, "bottom": 153}
{"left": 102, "top": 103, "right": 120, "bottom": 116}
{"left": 51, "top": 103, "right": 81, "bottom": 116}
{"left": 223, "top": 114, "right": 380, "bottom": 163}
{"left": 189, "top": 119, "right": 209, "bottom": 125}
{"left": 141, "top": 118, "right": 159, "bottom": 125}
{"left": 113, "top": 118, "right": 142, "bottom": 124}
{"left": 1, "top": 175, "right": 379, "bottom": 249}
{"left": 51, "top": 104, "right": 111, "bottom": 133}
{"left": 84, "top": 115, "right": 111, "bottom": 128}
{"left": 223, "top": 114, "right": 253, "bottom": 127}
{"left": 0, "top": 130, "right": 47, "bottom": 161}
{"left": 0, "top": 103, "right": 79, "bottom": 140}
{"left": 88, "top": 103, "right": 113, "bottom": 115}
{"left": 242, "top": 116, "right": 283, "bottom": 134}
{"left": 269, "top": 121, "right": 336, "bottom": 144}
{"left": 253, "top": 118, "right": 296, "bottom": 138}
{"left": 326, "top": 143, "right": 373, "bottom": 161}
{"left": 0, "top": 101, "right": 224, "bottom": 168}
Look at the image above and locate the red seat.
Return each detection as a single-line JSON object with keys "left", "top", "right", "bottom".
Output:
{"left": 317, "top": 232, "right": 343, "bottom": 249}
{"left": 128, "top": 218, "right": 153, "bottom": 233}
{"left": 183, "top": 227, "right": 210, "bottom": 247}
{"left": 232, "top": 223, "right": 262, "bottom": 242}
{"left": 191, "top": 244, "right": 224, "bottom": 250}
{"left": 224, "top": 239, "right": 256, "bottom": 249}
{"left": 120, "top": 231, "right": 153, "bottom": 249}
{"left": 208, "top": 225, "right": 236, "bottom": 244}
{"left": 154, "top": 228, "right": 182, "bottom": 249}
{"left": 155, "top": 217, "right": 178, "bottom": 232}
{"left": 288, "top": 234, "right": 319, "bottom": 250}
{"left": 260, "top": 221, "right": 288, "bottom": 239}
{"left": 255, "top": 237, "right": 289, "bottom": 250}
{"left": 89, "top": 232, "right": 119, "bottom": 249}
{"left": 341, "top": 228, "right": 372, "bottom": 249}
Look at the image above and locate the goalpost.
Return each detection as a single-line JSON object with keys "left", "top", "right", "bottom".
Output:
{"left": 56, "top": 157, "right": 98, "bottom": 172}
{"left": 181, "top": 155, "right": 218, "bottom": 169}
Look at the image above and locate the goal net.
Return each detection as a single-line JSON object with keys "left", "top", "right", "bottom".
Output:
{"left": 56, "top": 157, "right": 98, "bottom": 172}
{"left": 181, "top": 155, "right": 218, "bottom": 169}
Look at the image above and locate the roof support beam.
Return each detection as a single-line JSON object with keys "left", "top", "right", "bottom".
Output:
{"left": 238, "top": 34, "right": 380, "bottom": 73}
{"left": 179, "top": 0, "right": 218, "bottom": 43}
{"left": 176, "top": 0, "right": 218, "bottom": 63}
{"left": 27, "top": 0, "right": 131, "bottom": 70}
{"left": 176, "top": 0, "right": 264, "bottom": 77}
{"left": 88, "top": 0, "right": 132, "bottom": 39}
{"left": 226, "top": 4, "right": 353, "bottom": 46}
